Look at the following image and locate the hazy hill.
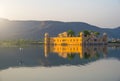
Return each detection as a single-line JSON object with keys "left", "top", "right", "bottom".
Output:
{"left": 0, "top": 19, "right": 120, "bottom": 40}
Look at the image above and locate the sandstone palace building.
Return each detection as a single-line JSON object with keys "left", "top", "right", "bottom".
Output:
{"left": 44, "top": 31, "right": 107, "bottom": 45}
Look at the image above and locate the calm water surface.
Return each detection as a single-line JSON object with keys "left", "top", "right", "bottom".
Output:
{"left": 0, "top": 45, "right": 120, "bottom": 81}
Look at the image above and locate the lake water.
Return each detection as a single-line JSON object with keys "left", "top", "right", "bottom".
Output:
{"left": 0, "top": 45, "right": 120, "bottom": 81}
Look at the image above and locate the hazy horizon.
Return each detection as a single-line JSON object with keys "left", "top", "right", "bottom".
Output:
{"left": 0, "top": 0, "right": 120, "bottom": 28}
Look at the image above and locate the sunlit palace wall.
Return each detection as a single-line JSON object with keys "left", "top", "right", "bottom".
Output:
{"left": 44, "top": 31, "right": 107, "bottom": 45}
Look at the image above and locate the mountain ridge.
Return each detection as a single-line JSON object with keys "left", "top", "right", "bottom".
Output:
{"left": 0, "top": 19, "right": 120, "bottom": 40}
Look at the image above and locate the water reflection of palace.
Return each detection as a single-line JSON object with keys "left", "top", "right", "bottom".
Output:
{"left": 44, "top": 45, "right": 108, "bottom": 59}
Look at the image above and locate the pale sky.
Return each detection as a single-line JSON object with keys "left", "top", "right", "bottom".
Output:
{"left": 0, "top": 0, "right": 120, "bottom": 28}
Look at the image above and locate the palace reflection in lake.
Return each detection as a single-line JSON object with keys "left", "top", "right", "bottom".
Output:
{"left": 0, "top": 45, "right": 109, "bottom": 71}
{"left": 44, "top": 45, "right": 108, "bottom": 59}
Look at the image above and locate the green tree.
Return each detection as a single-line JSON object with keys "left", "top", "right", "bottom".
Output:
{"left": 89, "top": 30, "right": 100, "bottom": 36}
{"left": 94, "top": 32, "right": 100, "bottom": 36}
{"left": 67, "top": 29, "right": 75, "bottom": 37}
{"left": 83, "top": 30, "right": 90, "bottom": 37}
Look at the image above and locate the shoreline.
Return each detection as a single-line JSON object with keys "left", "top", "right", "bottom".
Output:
{"left": 0, "top": 42, "right": 120, "bottom": 47}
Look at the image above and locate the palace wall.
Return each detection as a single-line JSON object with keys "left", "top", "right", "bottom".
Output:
{"left": 44, "top": 32, "right": 107, "bottom": 45}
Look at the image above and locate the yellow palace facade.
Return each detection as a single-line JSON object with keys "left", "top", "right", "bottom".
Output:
{"left": 44, "top": 31, "right": 107, "bottom": 45}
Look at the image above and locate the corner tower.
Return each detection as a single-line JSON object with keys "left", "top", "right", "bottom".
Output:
{"left": 44, "top": 33, "right": 50, "bottom": 45}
